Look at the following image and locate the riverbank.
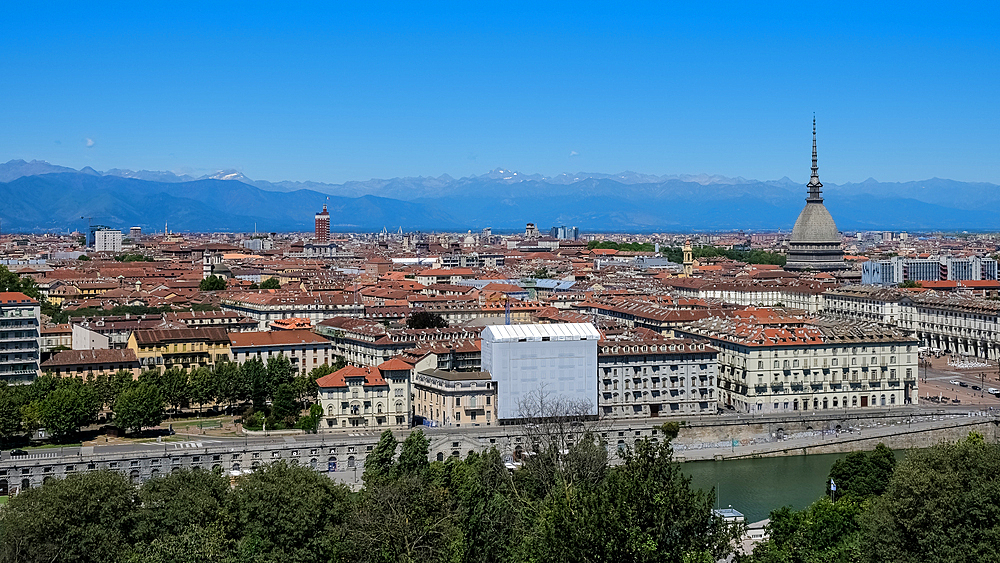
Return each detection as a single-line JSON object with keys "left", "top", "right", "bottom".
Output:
{"left": 673, "top": 410, "right": 996, "bottom": 461}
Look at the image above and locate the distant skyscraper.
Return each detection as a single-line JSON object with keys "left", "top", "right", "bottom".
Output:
{"left": 129, "top": 226, "right": 142, "bottom": 239}
{"left": 315, "top": 203, "right": 330, "bottom": 243}
{"left": 785, "top": 118, "right": 847, "bottom": 272}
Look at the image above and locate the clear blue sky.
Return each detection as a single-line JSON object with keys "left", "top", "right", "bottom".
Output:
{"left": 3, "top": 2, "right": 998, "bottom": 185}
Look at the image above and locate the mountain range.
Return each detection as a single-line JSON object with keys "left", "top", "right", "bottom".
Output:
{"left": 1, "top": 159, "right": 998, "bottom": 233}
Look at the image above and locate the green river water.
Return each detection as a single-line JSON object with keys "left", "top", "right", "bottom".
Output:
{"left": 683, "top": 453, "right": 848, "bottom": 523}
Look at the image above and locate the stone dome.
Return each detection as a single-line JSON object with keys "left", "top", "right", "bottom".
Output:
{"left": 790, "top": 202, "right": 840, "bottom": 244}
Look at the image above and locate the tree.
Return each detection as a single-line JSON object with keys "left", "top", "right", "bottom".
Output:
{"left": 259, "top": 277, "right": 281, "bottom": 290}
{"left": 351, "top": 471, "right": 461, "bottom": 563}
{"left": 293, "top": 373, "right": 319, "bottom": 404}
{"left": 450, "top": 449, "right": 525, "bottom": 563}
{"left": 160, "top": 368, "right": 191, "bottom": 414}
{"left": 38, "top": 382, "right": 101, "bottom": 439}
{"left": 364, "top": 430, "right": 399, "bottom": 485}
{"left": 212, "top": 359, "right": 243, "bottom": 408}
{"left": 0, "top": 265, "right": 43, "bottom": 300}
{"left": 0, "top": 386, "right": 25, "bottom": 440}
{"left": 520, "top": 433, "right": 742, "bottom": 563}
{"left": 397, "top": 430, "right": 430, "bottom": 477}
{"left": 199, "top": 275, "right": 227, "bottom": 291}
{"left": 406, "top": 311, "right": 449, "bottom": 329}
{"left": 751, "top": 498, "right": 864, "bottom": 563}
{"left": 861, "top": 435, "right": 1000, "bottom": 562}
{"left": 827, "top": 443, "right": 896, "bottom": 500}
{"left": 188, "top": 367, "right": 217, "bottom": 412}
{"left": 90, "top": 370, "right": 134, "bottom": 411}
{"left": 898, "top": 280, "right": 922, "bottom": 288}
{"left": 114, "top": 382, "right": 165, "bottom": 435}
{"left": 226, "top": 461, "right": 351, "bottom": 562}
{"left": 0, "top": 470, "right": 138, "bottom": 563}
{"left": 271, "top": 382, "right": 298, "bottom": 421}
{"left": 266, "top": 355, "right": 294, "bottom": 393}
{"left": 239, "top": 358, "right": 268, "bottom": 411}
{"left": 134, "top": 469, "right": 229, "bottom": 543}
{"left": 77, "top": 254, "right": 91, "bottom": 261}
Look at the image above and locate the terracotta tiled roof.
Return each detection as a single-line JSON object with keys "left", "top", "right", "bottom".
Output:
{"left": 132, "top": 327, "right": 230, "bottom": 346}
{"left": 229, "top": 329, "right": 329, "bottom": 348}
{"left": 315, "top": 365, "right": 386, "bottom": 388}
{"left": 41, "top": 348, "right": 139, "bottom": 368}
{"left": 377, "top": 358, "right": 414, "bottom": 372}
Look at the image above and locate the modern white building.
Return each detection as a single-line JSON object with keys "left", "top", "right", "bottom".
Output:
{"left": 94, "top": 229, "right": 123, "bottom": 253}
{"left": 862, "top": 256, "right": 999, "bottom": 286}
{"left": 481, "top": 323, "right": 600, "bottom": 420}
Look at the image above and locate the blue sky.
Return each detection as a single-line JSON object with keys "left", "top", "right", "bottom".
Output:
{"left": 2, "top": 2, "right": 998, "bottom": 185}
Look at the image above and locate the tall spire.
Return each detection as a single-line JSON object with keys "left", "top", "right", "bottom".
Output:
{"left": 806, "top": 115, "right": 823, "bottom": 202}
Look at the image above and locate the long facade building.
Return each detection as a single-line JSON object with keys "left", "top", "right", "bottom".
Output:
{"left": 675, "top": 313, "right": 918, "bottom": 414}
{"left": 824, "top": 285, "right": 1000, "bottom": 360}
{"left": 861, "top": 256, "right": 999, "bottom": 286}
{"left": 220, "top": 291, "right": 365, "bottom": 330}
{"left": 228, "top": 330, "right": 333, "bottom": 376}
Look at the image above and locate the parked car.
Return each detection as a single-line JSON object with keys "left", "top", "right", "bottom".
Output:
{"left": 987, "top": 387, "right": 999, "bottom": 394}
{"left": 959, "top": 382, "right": 969, "bottom": 387}
{"left": 9, "top": 449, "right": 26, "bottom": 457}
{"left": 949, "top": 380, "right": 961, "bottom": 385}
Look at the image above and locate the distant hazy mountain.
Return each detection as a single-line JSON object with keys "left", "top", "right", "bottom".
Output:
{"left": 2, "top": 159, "right": 999, "bottom": 232}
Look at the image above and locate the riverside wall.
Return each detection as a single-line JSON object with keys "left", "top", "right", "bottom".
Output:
{"left": 669, "top": 409, "right": 999, "bottom": 461}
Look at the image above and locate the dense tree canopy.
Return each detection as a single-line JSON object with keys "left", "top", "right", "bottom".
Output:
{"left": 406, "top": 311, "right": 449, "bottom": 329}
{"left": 199, "top": 275, "right": 227, "bottom": 291}
{"left": 259, "top": 277, "right": 281, "bottom": 289}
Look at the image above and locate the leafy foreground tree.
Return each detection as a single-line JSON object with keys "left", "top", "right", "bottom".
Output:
{"left": 227, "top": 460, "right": 352, "bottom": 563}
{"left": 827, "top": 442, "right": 896, "bottom": 500}
{"left": 861, "top": 433, "right": 1000, "bottom": 563}
{"left": 0, "top": 470, "right": 138, "bottom": 563}
{"left": 521, "top": 432, "right": 741, "bottom": 563}
{"left": 751, "top": 498, "right": 864, "bottom": 563}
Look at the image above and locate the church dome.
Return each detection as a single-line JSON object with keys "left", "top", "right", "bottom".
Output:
{"left": 791, "top": 202, "right": 840, "bottom": 243}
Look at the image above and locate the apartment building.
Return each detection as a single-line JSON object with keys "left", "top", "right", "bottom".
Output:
{"left": 127, "top": 327, "right": 231, "bottom": 372}
{"left": 316, "top": 360, "right": 410, "bottom": 430}
{"left": 0, "top": 292, "right": 40, "bottom": 384}
{"left": 481, "top": 323, "right": 599, "bottom": 420}
{"left": 898, "top": 293, "right": 1000, "bottom": 360}
{"left": 413, "top": 368, "right": 496, "bottom": 427}
{"left": 822, "top": 285, "right": 904, "bottom": 324}
{"left": 598, "top": 337, "right": 719, "bottom": 418}
{"left": 219, "top": 291, "right": 365, "bottom": 330}
{"left": 228, "top": 330, "right": 333, "bottom": 375}
{"left": 41, "top": 348, "right": 141, "bottom": 379}
{"left": 825, "top": 285, "right": 1000, "bottom": 361}
{"left": 675, "top": 313, "right": 918, "bottom": 414}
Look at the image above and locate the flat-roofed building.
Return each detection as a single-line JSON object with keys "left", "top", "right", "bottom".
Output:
{"left": 413, "top": 369, "right": 496, "bottom": 427}
{"left": 228, "top": 329, "right": 332, "bottom": 376}
{"left": 598, "top": 337, "right": 718, "bottom": 418}
{"left": 0, "top": 292, "right": 40, "bottom": 384}
{"left": 481, "top": 323, "right": 600, "bottom": 421}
